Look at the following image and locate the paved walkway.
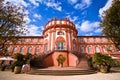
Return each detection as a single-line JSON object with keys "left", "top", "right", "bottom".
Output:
{"left": 0, "top": 70, "right": 120, "bottom": 80}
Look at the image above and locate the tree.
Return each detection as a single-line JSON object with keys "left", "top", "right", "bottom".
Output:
{"left": 57, "top": 54, "right": 66, "bottom": 67}
{"left": 0, "top": 0, "right": 27, "bottom": 56}
{"left": 100, "top": 0, "right": 120, "bottom": 50}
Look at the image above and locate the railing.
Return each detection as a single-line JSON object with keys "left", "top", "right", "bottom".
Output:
{"left": 54, "top": 47, "right": 68, "bottom": 51}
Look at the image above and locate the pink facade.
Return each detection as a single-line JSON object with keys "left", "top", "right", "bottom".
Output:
{"left": 6, "top": 18, "right": 120, "bottom": 67}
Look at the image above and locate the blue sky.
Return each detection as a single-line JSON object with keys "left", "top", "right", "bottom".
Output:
{"left": 4, "top": 0, "right": 113, "bottom": 36}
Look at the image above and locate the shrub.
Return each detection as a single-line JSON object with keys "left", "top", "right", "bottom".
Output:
{"left": 24, "top": 53, "right": 32, "bottom": 64}
{"left": 14, "top": 61, "right": 24, "bottom": 67}
{"left": 57, "top": 54, "right": 66, "bottom": 67}
{"left": 92, "top": 53, "right": 114, "bottom": 72}
{"left": 24, "top": 53, "right": 32, "bottom": 60}
{"left": 14, "top": 53, "right": 23, "bottom": 61}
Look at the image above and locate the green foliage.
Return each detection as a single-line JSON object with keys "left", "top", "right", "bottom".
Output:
{"left": 113, "top": 60, "right": 120, "bottom": 67}
{"left": 13, "top": 53, "right": 24, "bottom": 67}
{"left": 14, "top": 53, "right": 23, "bottom": 61}
{"left": 92, "top": 53, "right": 114, "bottom": 67}
{"left": 14, "top": 61, "right": 24, "bottom": 67}
{"left": 10, "top": 62, "right": 16, "bottom": 69}
{"left": 23, "top": 53, "right": 32, "bottom": 64}
{"left": 24, "top": 53, "right": 32, "bottom": 60}
{"left": 100, "top": 0, "right": 120, "bottom": 50}
{"left": 92, "top": 53, "right": 115, "bottom": 73}
{"left": 0, "top": 0, "right": 28, "bottom": 55}
{"left": 57, "top": 54, "right": 66, "bottom": 64}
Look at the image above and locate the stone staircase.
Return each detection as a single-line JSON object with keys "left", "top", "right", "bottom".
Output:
{"left": 28, "top": 67, "right": 96, "bottom": 75}
{"left": 77, "top": 55, "right": 89, "bottom": 69}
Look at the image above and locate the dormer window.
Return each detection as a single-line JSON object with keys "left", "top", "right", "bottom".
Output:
{"left": 57, "top": 31, "right": 63, "bottom": 35}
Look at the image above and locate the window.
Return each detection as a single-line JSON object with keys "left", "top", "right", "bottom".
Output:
{"left": 100, "top": 38, "right": 103, "bottom": 42}
{"left": 57, "top": 42, "right": 64, "bottom": 50}
{"left": 28, "top": 47, "right": 32, "bottom": 53}
{"left": 7, "top": 47, "right": 11, "bottom": 52}
{"left": 13, "top": 47, "right": 17, "bottom": 53}
{"left": 20, "top": 47, "right": 24, "bottom": 54}
{"left": 73, "top": 44, "right": 76, "bottom": 51}
{"left": 94, "top": 38, "right": 96, "bottom": 43}
{"left": 23, "top": 39, "right": 26, "bottom": 42}
{"left": 38, "top": 38, "right": 40, "bottom": 42}
{"left": 36, "top": 47, "right": 40, "bottom": 54}
{"left": 108, "top": 39, "right": 111, "bottom": 42}
{"left": 102, "top": 46, "right": 107, "bottom": 52}
{"left": 87, "top": 38, "right": 89, "bottom": 42}
{"left": 95, "top": 46, "right": 100, "bottom": 53}
{"left": 88, "top": 46, "right": 92, "bottom": 53}
{"left": 109, "top": 46, "right": 114, "bottom": 52}
{"left": 57, "top": 32, "right": 63, "bottom": 35}
{"left": 31, "top": 38, "right": 34, "bottom": 42}
{"left": 81, "top": 46, "right": 85, "bottom": 53}
{"left": 44, "top": 44, "right": 48, "bottom": 53}
{"left": 80, "top": 38, "right": 83, "bottom": 42}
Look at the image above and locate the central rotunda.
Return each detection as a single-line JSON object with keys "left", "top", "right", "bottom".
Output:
{"left": 43, "top": 17, "right": 81, "bottom": 67}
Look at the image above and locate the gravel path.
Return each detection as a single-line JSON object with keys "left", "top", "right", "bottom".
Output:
{"left": 0, "top": 71, "right": 120, "bottom": 80}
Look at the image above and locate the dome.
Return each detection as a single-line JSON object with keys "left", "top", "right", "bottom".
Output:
{"left": 43, "top": 17, "right": 78, "bottom": 34}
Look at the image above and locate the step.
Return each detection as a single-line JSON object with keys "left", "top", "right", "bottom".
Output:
{"left": 28, "top": 69, "right": 96, "bottom": 75}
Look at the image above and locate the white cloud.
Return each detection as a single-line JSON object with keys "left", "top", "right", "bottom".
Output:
{"left": 66, "top": 15, "right": 78, "bottom": 22}
{"left": 23, "top": 16, "right": 31, "bottom": 25}
{"left": 29, "top": 0, "right": 62, "bottom": 11}
{"left": 68, "top": 0, "right": 78, "bottom": 4}
{"left": 95, "top": 28, "right": 102, "bottom": 33}
{"left": 45, "top": 1, "right": 62, "bottom": 11}
{"left": 79, "top": 20, "right": 100, "bottom": 32}
{"left": 85, "top": 33, "right": 93, "bottom": 36}
{"left": 99, "top": 0, "right": 113, "bottom": 18}
{"left": 74, "top": 0, "right": 92, "bottom": 10}
{"left": 33, "top": 13, "right": 42, "bottom": 20}
{"left": 32, "top": 19, "right": 36, "bottom": 22}
{"left": 70, "top": 16, "right": 78, "bottom": 22}
{"left": 4, "top": 0, "right": 29, "bottom": 7}
{"left": 26, "top": 25, "right": 44, "bottom": 36}
{"left": 29, "top": 0, "right": 40, "bottom": 6}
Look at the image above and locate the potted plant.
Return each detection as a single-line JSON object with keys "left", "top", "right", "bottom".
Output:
{"left": 92, "top": 53, "right": 114, "bottom": 73}
{"left": 1, "top": 64, "right": 6, "bottom": 71}
{"left": 57, "top": 54, "right": 66, "bottom": 67}
{"left": 14, "top": 53, "right": 24, "bottom": 74}
{"left": 0, "top": 60, "right": 6, "bottom": 71}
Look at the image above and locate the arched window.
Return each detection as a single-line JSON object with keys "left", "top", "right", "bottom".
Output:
{"left": 20, "top": 47, "right": 24, "bottom": 54}
{"left": 95, "top": 46, "right": 100, "bottom": 53}
{"left": 56, "top": 37, "right": 65, "bottom": 50}
{"left": 13, "top": 47, "right": 17, "bottom": 53}
{"left": 88, "top": 46, "right": 92, "bottom": 53}
{"left": 36, "top": 47, "right": 40, "bottom": 54}
{"left": 57, "top": 42, "right": 65, "bottom": 50}
{"left": 102, "top": 46, "right": 107, "bottom": 52}
{"left": 28, "top": 47, "right": 32, "bottom": 54}
{"left": 44, "top": 44, "right": 48, "bottom": 53}
{"left": 81, "top": 46, "right": 85, "bottom": 53}
{"left": 109, "top": 46, "right": 114, "bottom": 52}
{"left": 94, "top": 38, "right": 96, "bottom": 43}
{"left": 80, "top": 38, "right": 83, "bottom": 42}
{"left": 100, "top": 38, "right": 103, "bottom": 42}
{"left": 87, "top": 38, "right": 89, "bottom": 42}
{"left": 7, "top": 47, "right": 11, "bottom": 52}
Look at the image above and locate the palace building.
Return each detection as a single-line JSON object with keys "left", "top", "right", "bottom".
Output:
{"left": 6, "top": 18, "right": 120, "bottom": 67}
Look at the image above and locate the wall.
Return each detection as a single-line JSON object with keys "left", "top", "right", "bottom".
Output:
{"left": 44, "top": 51, "right": 78, "bottom": 67}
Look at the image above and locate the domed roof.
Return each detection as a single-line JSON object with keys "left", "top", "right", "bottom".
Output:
{"left": 43, "top": 17, "right": 78, "bottom": 34}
